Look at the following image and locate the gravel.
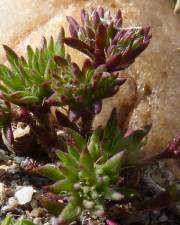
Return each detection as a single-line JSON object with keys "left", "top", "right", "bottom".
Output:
{"left": 1, "top": 145, "right": 180, "bottom": 225}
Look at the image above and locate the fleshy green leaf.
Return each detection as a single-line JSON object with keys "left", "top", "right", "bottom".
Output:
{"left": 88, "top": 127, "right": 102, "bottom": 161}
{"left": 67, "top": 145, "right": 80, "bottom": 160}
{"left": 44, "top": 179, "right": 73, "bottom": 193}
{"left": 27, "top": 45, "right": 34, "bottom": 68}
{"left": 59, "top": 165, "right": 78, "bottom": 182}
{"left": 1, "top": 216, "right": 12, "bottom": 225}
{"left": 15, "top": 220, "right": 37, "bottom": 225}
{"left": 101, "top": 150, "right": 127, "bottom": 175}
{"left": 66, "top": 128, "right": 86, "bottom": 150}
{"left": 56, "top": 150, "right": 79, "bottom": 170}
{"left": 1, "top": 217, "right": 37, "bottom": 225}
{"left": 80, "top": 147, "right": 95, "bottom": 180}
{"left": 38, "top": 164, "right": 64, "bottom": 181}
{"left": 58, "top": 199, "right": 81, "bottom": 224}
{"left": 3, "top": 45, "right": 19, "bottom": 68}
{"left": 124, "top": 125, "right": 151, "bottom": 152}
{"left": 101, "top": 108, "right": 124, "bottom": 158}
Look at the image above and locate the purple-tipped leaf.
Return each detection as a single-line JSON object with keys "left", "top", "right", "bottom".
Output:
{"left": 106, "top": 53, "right": 122, "bottom": 71}
{"left": 92, "top": 100, "right": 102, "bottom": 114}
{"left": 63, "top": 38, "right": 94, "bottom": 58}
{"left": 82, "top": 58, "right": 94, "bottom": 74}
{"left": 66, "top": 16, "right": 80, "bottom": 38}
{"left": 95, "top": 24, "right": 107, "bottom": 65}
{"left": 98, "top": 7, "right": 104, "bottom": 17}
{"left": 93, "top": 11, "right": 100, "bottom": 30}
{"left": 54, "top": 56, "right": 68, "bottom": 67}
{"left": 80, "top": 9, "right": 87, "bottom": 25}
{"left": 3, "top": 124, "right": 14, "bottom": 145}
{"left": 101, "top": 150, "right": 127, "bottom": 174}
{"left": 40, "top": 36, "right": 47, "bottom": 50}
{"left": 55, "top": 109, "right": 79, "bottom": 131}
{"left": 68, "top": 109, "right": 80, "bottom": 122}
{"left": 72, "top": 62, "right": 82, "bottom": 78}
{"left": 115, "top": 9, "right": 122, "bottom": 20}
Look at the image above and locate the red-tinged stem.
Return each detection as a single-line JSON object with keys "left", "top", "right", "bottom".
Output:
{"left": 132, "top": 135, "right": 180, "bottom": 168}
{"left": 81, "top": 109, "right": 94, "bottom": 138}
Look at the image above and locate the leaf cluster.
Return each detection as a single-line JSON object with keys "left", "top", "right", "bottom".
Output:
{"left": 38, "top": 109, "right": 149, "bottom": 224}
{"left": 0, "top": 31, "right": 65, "bottom": 106}
{"left": 0, "top": 7, "right": 151, "bottom": 127}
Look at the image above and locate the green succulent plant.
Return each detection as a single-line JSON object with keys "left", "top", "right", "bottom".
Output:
{"left": 37, "top": 109, "right": 150, "bottom": 224}
{"left": 50, "top": 56, "right": 127, "bottom": 123}
{"left": 1, "top": 6, "right": 180, "bottom": 225}
{"left": 0, "top": 28, "right": 65, "bottom": 107}
{"left": 0, "top": 216, "right": 37, "bottom": 225}
{"left": 0, "top": 7, "right": 151, "bottom": 150}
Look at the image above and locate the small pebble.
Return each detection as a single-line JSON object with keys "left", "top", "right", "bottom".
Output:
{"left": 8, "top": 196, "right": 18, "bottom": 208}
{"left": 2, "top": 196, "right": 18, "bottom": 211}
{"left": 0, "top": 149, "right": 9, "bottom": 162}
{"left": 0, "top": 183, "right": 6, "bottom": 204}
{"left": 15, "top": 186, "right": 34, "bottom": 205}
{"left": 1, "top": 205, "right": 11, "bottom": 212}
{"left": 33, "top": 217, "right": 43, "bottom": 225}
{"left": 14, "top": 156, "right": 26, "bottom": 164}
{"left": 5, "top": 163, "right": 20, "bottom": 174}
{"left": 159, "top": 214, "right": 168, "bottom": 223}
{"left": 170, "top": 205, "right": 180, "bottom": 217}
{"left": 30, "top": 199, "right": 38, "bottom": 209}
{"left": 30, "top": 207, "right": 45, "bottom": 218}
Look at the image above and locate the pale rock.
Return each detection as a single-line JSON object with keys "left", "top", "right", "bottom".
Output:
{"left": 33, "top": 217, "right": 43, "bottom": 225}
{"left": 30, "top": 199, "right": 38, "bottom": 209}
{"left": 15, "top": 186, "right": 34, "bottom": 205}
{"left": 14, "top": 156, "right": 26, "bottom": 164}
{"left": 8, "top": 196, "right": 18, "bottom": 208}
{"left": 0, "top": 183, "right": 6, "bottom": 204}
{"left": 2, "top": 196, "right": 19, "bottom": 212}
{"left": 159, "top": 214, "right": 168, "bottom": 222}
{"left": 30, "top": 207, "right": 45, "bottom": 218}
{"left": 0, "top": 149, "right": 9, "bottom": 162}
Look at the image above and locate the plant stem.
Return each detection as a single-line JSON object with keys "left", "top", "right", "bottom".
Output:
{"left": 81, "top": 109, "right": 94, "bottom": 138}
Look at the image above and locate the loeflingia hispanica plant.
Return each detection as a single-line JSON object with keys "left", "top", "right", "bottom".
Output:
{"left": 37, "top": 110, "right": 151, "bottom": 224}
{"left": 0, "top": 216, "right": 37, "bottom": 225}
{"left": 0, "top": 6, "right": 180, "bottom": 225}
{"left": 0, "top": 7, "right": 151, "bottom": 150}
